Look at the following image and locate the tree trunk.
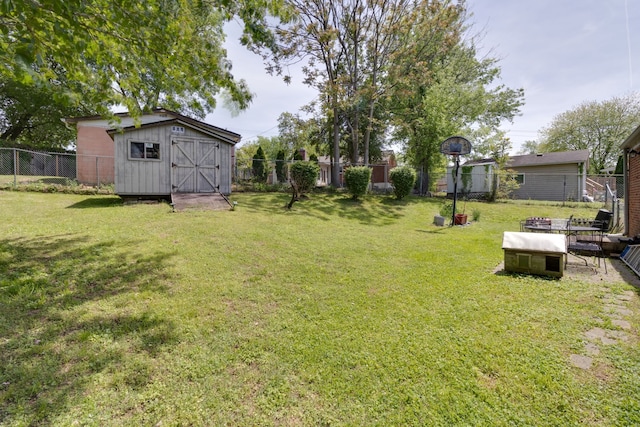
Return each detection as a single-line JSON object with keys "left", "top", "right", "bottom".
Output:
{"left": 331, "top": 104, "right": 341, "bottom": 188}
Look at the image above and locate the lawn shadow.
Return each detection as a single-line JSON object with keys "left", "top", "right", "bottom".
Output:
{"left": 416, "top": 228, "right": 448, "bottom": 234}
{"left": 238, "top": 192, "right": 428, "bottom": 226}
{"left": 604, "top": 258, "right": 640, "bottom": 294}
{"left": 0, "top": 234, "right": 177, "bottom": 425}
{"left": 66, "top": 196, "right": 123, "bottom": 209}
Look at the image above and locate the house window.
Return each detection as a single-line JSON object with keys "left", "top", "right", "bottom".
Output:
{"left": 513, "top": 173, "right": 525, "bottom": 184}
{"left": 130, "top": 141, "right": 160, "bottom": 160}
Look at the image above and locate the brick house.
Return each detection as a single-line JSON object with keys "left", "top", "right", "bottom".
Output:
{"left": 621, "top": 124, "right": 640, "bottom": 237}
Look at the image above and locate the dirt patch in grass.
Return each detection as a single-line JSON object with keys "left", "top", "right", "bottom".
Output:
{"left": 495, "top": 257, "right": 640, "bottom": 287}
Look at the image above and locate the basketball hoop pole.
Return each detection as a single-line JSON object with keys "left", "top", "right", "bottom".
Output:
{"left": 451, "top": 154, "right": 460, "bottom": 226}
{"left": 439, "top": 136, "right": 472, "bottom": 226}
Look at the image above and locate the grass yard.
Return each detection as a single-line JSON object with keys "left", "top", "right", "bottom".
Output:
{"left": 0, "top": 191, "right": 639, "bottom": 426}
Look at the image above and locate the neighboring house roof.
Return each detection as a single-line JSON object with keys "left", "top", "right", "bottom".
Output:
{"left": 506, "top": 150, "right": 589, "bottom": 168}
{"left": 621, "top": 124, "right": 640, "bottom": 149}
{"left": 105, "top": 118, "right": 239, "bottom": 145}
{"left": 65, "top": 107, "right": 241, "bottom": 144}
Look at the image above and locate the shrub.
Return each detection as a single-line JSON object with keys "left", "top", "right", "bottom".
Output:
{"left": 252, "top": 146, "right": 268, "bottom": 183}
{"left": 389, "top": 166, "right": 417, "bottom": 200}
{"left": 439, "top": 201, "right": 455, "bottom": 218}
{"left": 344, "top": 166, "right": 372, "bottom": 200}
{"left": 287, "top": 161, "right": 319, "bottom": 209}
{"left": 275, "top": 150, "right": 287, "bottom": 183}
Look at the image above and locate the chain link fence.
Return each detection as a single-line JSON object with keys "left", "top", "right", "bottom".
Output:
{"left": 233, "top": 158, "right": 394, "bottom": 193}
{"left": 0, "top": 147, "right": 114, "bottom": 187}
{"left": 0, "top": 148, "right": 76, "bottom": 185}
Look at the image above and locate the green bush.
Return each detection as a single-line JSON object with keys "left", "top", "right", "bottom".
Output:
{"left": 251, "top": 146, "right": 268, "bottom": 183}
{"left": 344, "top": 166, "right": 372, "bottom": 200}
{"left": 439, "top": 201, "right": 455, "bottom": 218}
{"left": 275, "top": 150, "right": 287, "bottom": 183}
{"left": 287, "top": 161, "right": 319, "bottom": 209}
{"left": 389, "top": 166, "right": 416, "bottom": 200}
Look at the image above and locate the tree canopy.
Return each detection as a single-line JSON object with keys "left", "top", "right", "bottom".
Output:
{"left": 538, "top": 93, "right": 640, "bottom": 174}
{"left": 0, "top": 0, "right": 291, "bottom": 148}
{"left": 270, "top": 0, "right": 523, "bottom": 190}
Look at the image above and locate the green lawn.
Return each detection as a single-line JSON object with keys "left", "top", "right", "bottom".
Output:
{"left": 0, "top": 191, "right": 638, "bottom": 426}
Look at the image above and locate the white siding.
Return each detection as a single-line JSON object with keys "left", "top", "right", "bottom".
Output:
{"left": 447, "top": 163, "right": 495, "bottom": 194}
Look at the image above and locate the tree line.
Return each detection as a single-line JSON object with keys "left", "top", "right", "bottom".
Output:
{"left": 5, "top": 0, "right": 631, "bottom": 190}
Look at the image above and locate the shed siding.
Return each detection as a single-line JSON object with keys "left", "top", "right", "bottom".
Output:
{"left": 511, "top": 164, "right": 581, "bottom": 201}
{"left": 219, "top": 141, "right": 232, "bottom": 194}
{"left": 115, "top": 127, "right": 171, "bottom": 195}
{"left": 447, "top": 163, "right": 495, "bottom": 194}
{"left": 628, "top": 154, "right": 640, "bottom": 237}
{"left": 114, "top": 123, "right": 234, "bottom": 196}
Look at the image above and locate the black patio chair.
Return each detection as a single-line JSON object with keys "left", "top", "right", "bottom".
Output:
{"left": 565, "top": 215, "right": 607, "bottom": 273}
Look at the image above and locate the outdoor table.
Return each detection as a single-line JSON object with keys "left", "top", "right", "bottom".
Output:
{"left": 523, "top": 224, "right": 602, "bottom": 233}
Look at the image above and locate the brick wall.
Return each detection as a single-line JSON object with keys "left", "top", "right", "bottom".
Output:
{"left": 628, "top": 154, "right": 640, "bottom": 237}
{"left": 76, "top": 126, "right": 115, "bottom": 185}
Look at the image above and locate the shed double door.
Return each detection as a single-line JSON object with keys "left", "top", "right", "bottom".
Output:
{"left": 171, "top": 137, "right": 220, "bottom": 193}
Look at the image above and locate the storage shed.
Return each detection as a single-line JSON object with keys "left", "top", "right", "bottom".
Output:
{"left": 66, "top": 108, "right": 240, "bottom": 196}
{"left": 108, "top": 117, "right": 238, "bottom": 197}
{"left": 502, "top": 232, "right": 566, "bottom": 277}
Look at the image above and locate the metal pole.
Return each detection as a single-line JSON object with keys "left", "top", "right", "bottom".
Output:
{"left": 451, "top": 155, "right": 460, "bottom": 226}
{"left": 13, "top": 148, "right": 17, "bottom": 187}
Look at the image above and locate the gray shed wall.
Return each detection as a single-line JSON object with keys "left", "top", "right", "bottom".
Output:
{"left": 114, "top": 126, "right": 171, "bottom": 195}
{"left": 114, "top": 124, "right": 234, "bottom": 196}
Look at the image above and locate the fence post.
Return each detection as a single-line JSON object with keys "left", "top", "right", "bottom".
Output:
{"left": 96, "top": 157, "right": 100, "bottom": 186}
{"left": 13, "top": 148, "right": 17, "bottom": 187}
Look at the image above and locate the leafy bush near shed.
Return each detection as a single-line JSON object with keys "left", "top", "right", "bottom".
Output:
{"left": 389, "top": 166, "right": 416, "bottom": 200}
{"left": 344, "top": 166, "right": 372, "bottom": 200}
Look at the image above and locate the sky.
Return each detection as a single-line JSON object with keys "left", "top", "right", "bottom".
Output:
{"left": 206, "top": 0, "right": 640, "bottom": 154}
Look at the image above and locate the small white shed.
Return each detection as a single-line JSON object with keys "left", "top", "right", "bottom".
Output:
{"left": 108, "top": 118, "right": 238, "bottom": 198}
{"left": 502, "top": 232, "right": 567, "bottom": 277}
{"left": 447, "top": 158, "right": 497, "bottom": 198}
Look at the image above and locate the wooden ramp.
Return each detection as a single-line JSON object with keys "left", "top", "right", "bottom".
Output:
{"left": 171, "top": 193, "right": 232, "bottom": 211}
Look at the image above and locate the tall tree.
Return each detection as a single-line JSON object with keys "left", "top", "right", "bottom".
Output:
{"left": 0, "top": 77, "right": 94, "bottom": 149}
{"left": 274, "top": 0, "right": 429, "bottom": 181}
{"left": 0, "top": 0, "right": 290, "bottom": 121}
{"left": 538, "top": 93, "right": 640, "bottom": 174}
{"left": 467, "top": 128, "right": 512, "bottom": 161}
{"left": 518, "top": 140, "right": 541, "bottom": 155}
{"left": 275, "top": 0, "right": 345, "bottom": 185}
{"left": 390, "top": 32, "right": 523, "bottom": 192}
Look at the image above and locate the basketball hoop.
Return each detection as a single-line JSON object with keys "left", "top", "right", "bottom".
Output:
{"left": 440, "top": 136, "right": 472, "bottom": 226}
{"left": 440, "top": 136, "right": 471, "bottom": 156}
